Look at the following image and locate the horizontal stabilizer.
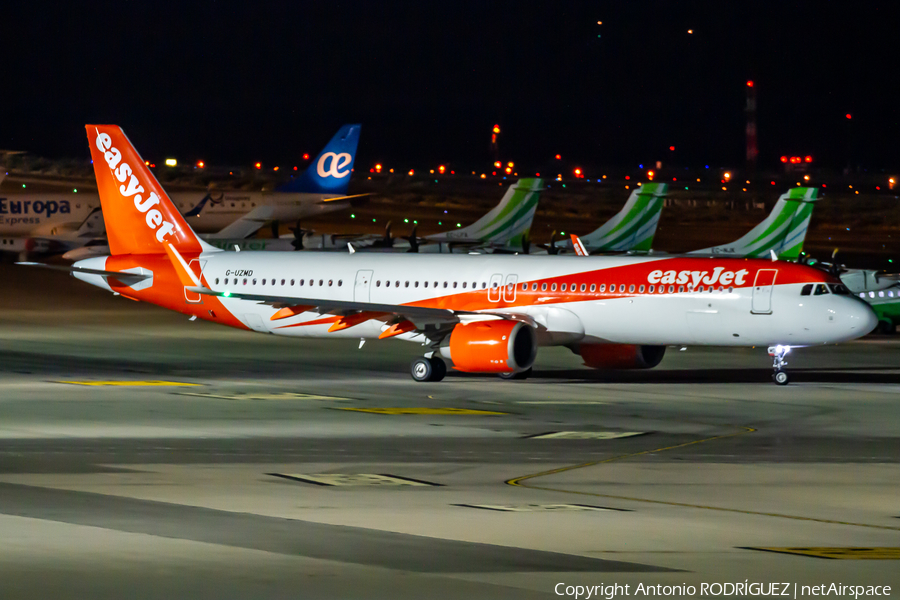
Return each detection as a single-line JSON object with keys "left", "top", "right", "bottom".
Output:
{"left": 16, "top": 261, "right": 151, "bottom": 286}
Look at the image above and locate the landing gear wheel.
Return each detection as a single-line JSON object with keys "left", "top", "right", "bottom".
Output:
{"left": 410, "top": 357, "right": 446, "bottom": 382}
{"left": 430, "top": 357, "right": 447, "bottom": 382}
{"left": 767, "top": 345, "right": 791, "bottom": 386}
{"left": 499, "top": 367, "right": 532, "bottom": 380}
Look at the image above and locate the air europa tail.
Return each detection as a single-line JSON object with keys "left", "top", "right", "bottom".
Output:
{"left": 277, "top": 124, "right": 361, "bottom": 195}
{"left": 86, "top": 125, "right": 216, "bottom": 256}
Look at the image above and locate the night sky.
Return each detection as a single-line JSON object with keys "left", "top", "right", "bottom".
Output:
{"left": 5, "top": 1, "right": 899, "bottom": 171}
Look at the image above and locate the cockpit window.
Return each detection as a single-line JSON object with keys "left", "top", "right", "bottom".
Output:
{"left": 800, "top": 284, "right": 813, "bottom": 296}
{"left": 814, "top": 284, "right": 830, "bottom": 295}
{"left": 830, "top": 284, "right": 850, "bottom": 295}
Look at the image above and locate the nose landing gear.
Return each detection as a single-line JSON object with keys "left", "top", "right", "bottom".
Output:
{"left": 768, "top": 345, "right": 791, "bottom": 385}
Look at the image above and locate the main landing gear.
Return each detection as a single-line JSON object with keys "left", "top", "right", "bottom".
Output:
{"left": 768, "top": 345, "right": 791, "bottom": 385}
{"left": 410, "top": 356, "right": 446, "bottom": 382}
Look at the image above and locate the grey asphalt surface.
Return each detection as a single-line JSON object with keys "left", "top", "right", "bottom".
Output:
{"left": 1, "top": 264, "right": 899, "bottom": 598}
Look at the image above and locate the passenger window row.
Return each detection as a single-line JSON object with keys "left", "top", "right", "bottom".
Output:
{"left": 375, "top": 280, "right": 488, "bottom": 289}
{"left": 518, "top": 282, "right": 733, "bottom": 294}
{"left": 215, "top": 277, "right": 342, "bottom": 287}
{"left": 861, "top": 290, "right": 896, "bottom": 298}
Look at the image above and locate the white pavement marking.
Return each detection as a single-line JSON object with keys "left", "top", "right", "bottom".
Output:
{"left": 269, "top": 473, "right": 440, "bottom": 487}
{"left": 455, "top": 504, "right": 627, "bottom": 512}
{"left": 526, "top": 431, "right": 647, "bottom": 440}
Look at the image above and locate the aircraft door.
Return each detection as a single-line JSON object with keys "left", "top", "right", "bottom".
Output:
{"left": 488, "top": 273, "right": 503, "bottom": 302}
{"left": 185, "top": 259, "right": 207, "bottom": 303}
{"left": 751, "top": 269, "right": 777, "bottom": 314}
{"left": 354, "top": 269, "right": 374, "bottom": 302}
{"left": 503, "top": 274, "right": 519, "bottom": 303}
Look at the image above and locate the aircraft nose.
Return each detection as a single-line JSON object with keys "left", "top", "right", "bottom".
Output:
{"left": 845, "top": 297, "right": 878, "bottom": 337}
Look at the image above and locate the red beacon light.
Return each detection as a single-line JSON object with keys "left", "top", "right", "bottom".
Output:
{"left": 555, "top": 154, "right": 561, "bottom": 160}
{"left": 804, "top": 155, "right": 813, "bottom": 163}
{"left": 302, "top": 153, "right": 310, "bottom": 160}
{"left": 780, "top": 156, "right": 788, "bottom": 163}
{"left": 746, "top": 80, "right": 754, "bottom": 88}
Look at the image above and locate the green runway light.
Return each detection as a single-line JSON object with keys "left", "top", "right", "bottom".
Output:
{"left": 351, "top": 214, "right": 355, "bottom": 218}
{"left": 372, "top": 218, "right": 376, "bottom": 222}
{"left": 73, "top": 189, "right": 77, "bottom": 193}
{"left": 438, "top": 222, "right": 442, "bottom": 225}
{"left": 413, "top": 220, "right": 417, "bottom": 224}
{"left": 22, "top": 184, "right": 26, "bottom": 188}
{"left": 404, "top": 218, "right": 409, "bottom": 223}
{"left": 456, "top": 223, "right": 461, "bottom": 227}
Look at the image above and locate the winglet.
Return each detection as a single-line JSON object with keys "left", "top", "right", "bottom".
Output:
{"left": 570, "top": 234, "right": 589, "bottom": 256}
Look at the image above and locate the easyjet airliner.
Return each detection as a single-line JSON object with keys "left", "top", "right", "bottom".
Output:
{"left": 23, "top": 126, "right": 878, "bottom": 386}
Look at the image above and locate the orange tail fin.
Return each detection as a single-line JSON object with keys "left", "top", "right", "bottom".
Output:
{"left": 85, "top": 125, "right": 214, "bottom": 256}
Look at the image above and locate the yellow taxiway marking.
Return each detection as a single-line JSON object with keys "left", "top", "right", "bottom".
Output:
{"left": 748, "top": 547, "right": 900, "bottom": 560}
{"left": 56, "top": 380, "right": 201, "bottom": 387}
{"left": 335, "top": 407, "right": 507, "bottom": 415}
{"left": 177, "top": 392, "right": 348, "bottom": 401}
{"left": 506, "top": 426, "right": 900, "bottom": 532}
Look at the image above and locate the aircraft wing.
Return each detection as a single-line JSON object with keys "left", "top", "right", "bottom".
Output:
{"left": 188, "top": 285, "right": 535, "bottom": 335}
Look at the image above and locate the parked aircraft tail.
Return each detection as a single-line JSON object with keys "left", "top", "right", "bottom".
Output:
{"left": 690, "top": 187, "right": 818, "bottom": 260}
{"left": 427, "top": 178, "right": 544, "bottom": 246}
{"left": 565, "top": 183, "right": 668, "bottom": 253}
{"left": 277, "top": 124, "right": 361, "bottom": 195}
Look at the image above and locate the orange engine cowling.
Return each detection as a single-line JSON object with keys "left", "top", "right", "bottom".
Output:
{"left": 576, "top": 343, "right": 666, "bottom": 370}
{"left": 446, "top": 320, "right": 537, "bottom": 373}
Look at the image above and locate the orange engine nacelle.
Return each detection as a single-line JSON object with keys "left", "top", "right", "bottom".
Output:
{"left": 576, "top": 343, "right": 666, "bottom": 370}
{"left": 446, "top": 320, "right": 537, "bottom": 373}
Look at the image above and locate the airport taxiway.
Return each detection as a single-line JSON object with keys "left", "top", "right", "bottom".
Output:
{"left": 1, "top": 266, "right": 899, "bottom": 599}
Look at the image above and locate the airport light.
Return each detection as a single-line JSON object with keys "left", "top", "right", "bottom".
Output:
{"left": 375, "top": 163, "right": 383, "bottom": 173}
{"left": 804, "top": 175, "right": 810, "bottom": 181}
{"left": 492, "top": 125, "right": 501, "bottom": 134}
{"left": 255, "top": 162, "right": 261, "bottom": 169}
{"left": 687, "top": 29, "right": 693, "bottom": 34}
{"left": 273, "top": 166, "right": 279, "bottom": 171}
{"left": 408, "top": 169, "right": 414, "bottom": 176}
{"left": 196, "top": 161, "right": 205, "bottom": 168}
{"left": 845, "top": 113, "right": 852, "bottom": 120}
{"left": 647, "top": 170, "right": 654, "bottom": 178}
{"left": 430, "top": 170, "right": 434, "bottom": 174}
{"left": 505, "top": 167, "right": 512, "bottom": 174}
{"left": 574, "top": 168, "right": 582, "bottom": 177}
{"left": 438, "top": 165, "right": 446, "bottom": 174}
{"left": 804, "top": 155, "right": 813, "bottom": 163}
{"left": 625, "top": 175, "right": 630, "bottom": 180}
{"left": 669, "top": 146, "right": 675, "bottom": 151}
{"left": 535, "top": 172, "right": 540, "bottom": 177}
{"left": 293, "top": 166, "right": 298, "bottom": 170}
{"left": 480, "top": 174, "right": 486, "bottom": 179}
{"left": 555, "top": 154, "right": 561, "bottom": 160}
{"left": 165, "top": 158, "right": 177, "bottom": 167}
{"left": 144, "top": 161, "right": 150, "bottom": 166}
{"left": 723, "top": 172, "right": 732, "bottom": 180}
{"left": 302, "top": 153, "right": 310, "bottom": 160}
{"left": 494, "top": 161, "right": 501, "bottom": 168}
{"left": 507, "top": 161, "right": 514, "bottom": 168}
{"left": 73, "top": 189, "right": 77, "bottom": 193}
{"left": 746, "top": 80, "right": 754, "bottom": 87}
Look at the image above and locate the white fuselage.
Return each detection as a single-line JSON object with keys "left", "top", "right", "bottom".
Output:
{"left": 76, "top": 252, "right": 877, "bottom": 349}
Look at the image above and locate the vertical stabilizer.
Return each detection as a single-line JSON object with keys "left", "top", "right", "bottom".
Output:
{"left": 690, "top": 187, "right": 818, "bottom": 259}
{"left": 427, "top": 178, "right": 543, "bottom": 245}
{"left": 568, "top": 183, "right": 667, "bottom": 253}
{"left": 85, "top": 125, "right": 217, "bottom": 255}
{"left": 277, "top": 124, "right": 361, "bottom": 195}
